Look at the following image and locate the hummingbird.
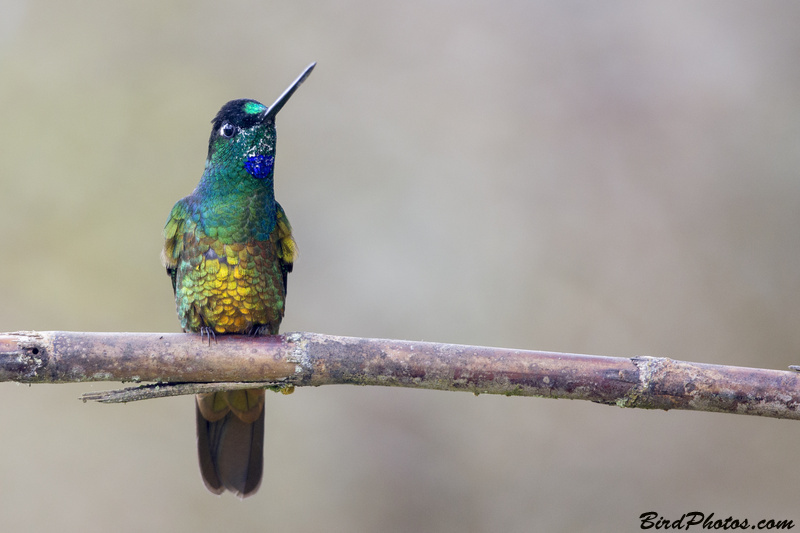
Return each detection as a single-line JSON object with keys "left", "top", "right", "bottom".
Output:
{"left": 161, "top": 63, "right": 315, "bottom": 497}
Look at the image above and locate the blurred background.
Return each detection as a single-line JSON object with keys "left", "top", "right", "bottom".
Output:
{"left": 1, "top": 1, "right": 799, "bottom": 531}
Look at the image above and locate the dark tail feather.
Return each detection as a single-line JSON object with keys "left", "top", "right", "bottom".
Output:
{"left": 196, "top": 402, "right": 265, "bottom": 498}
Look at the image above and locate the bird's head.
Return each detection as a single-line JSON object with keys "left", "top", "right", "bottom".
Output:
{"left": 205, "top": 63, "right": 315, "bottom": 182}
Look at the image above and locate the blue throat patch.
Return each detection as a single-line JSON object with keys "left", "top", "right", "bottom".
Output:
{"left": 244, "top": 155, "right": 275, "bottom": 180}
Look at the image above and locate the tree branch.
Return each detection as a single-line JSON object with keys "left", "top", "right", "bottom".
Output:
{"left": 1, "top": 330, "right": 799, "bottom": 420}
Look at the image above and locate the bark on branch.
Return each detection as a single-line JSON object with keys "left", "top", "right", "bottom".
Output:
{"left": 1, "top": 330, "right": 799, "bottom": 420}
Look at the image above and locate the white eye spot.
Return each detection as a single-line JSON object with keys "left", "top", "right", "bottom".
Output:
{"left": 220, "top": 123, "right": 237, "bottom": 138}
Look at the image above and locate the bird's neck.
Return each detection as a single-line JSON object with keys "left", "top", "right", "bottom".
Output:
{"left": 193, "top": 163, "right": 277, "bottom": 243}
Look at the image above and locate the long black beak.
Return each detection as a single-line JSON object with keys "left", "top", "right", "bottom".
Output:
{"left": 263, "top": 62, "right": 316, "bottom": 121}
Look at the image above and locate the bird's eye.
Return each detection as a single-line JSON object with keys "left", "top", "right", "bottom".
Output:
{"left": 220, "top": 123, "right": 237, "bottom": 138}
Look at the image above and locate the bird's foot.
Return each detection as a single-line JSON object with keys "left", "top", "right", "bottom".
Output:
{"left": 199, "top": 326, "right": 217, "bottom": 345}
{"left": 246, "top": 324, "right": 274, "bottom": 337}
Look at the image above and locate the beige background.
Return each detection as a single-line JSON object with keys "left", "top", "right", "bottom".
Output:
{"left": 1, "top": 1, "right": 799, "bottom": 531}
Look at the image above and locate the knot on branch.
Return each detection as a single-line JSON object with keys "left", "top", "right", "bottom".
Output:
{"left": 0, "top": 332, "right": 48, "bottom": 380}
{"left": 618, "top": 356, "right": 673, "bottom": 409}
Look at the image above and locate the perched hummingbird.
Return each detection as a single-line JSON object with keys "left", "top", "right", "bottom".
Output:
{"left": 161, "top": 63, "right": 314, "bottom": 497}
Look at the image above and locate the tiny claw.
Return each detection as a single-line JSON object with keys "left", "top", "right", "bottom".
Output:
{"left": 200, "top": 327, "right": 217, "bottom": 345}
{"left": 246, "top": 324, "right": 271, "bottom": 337}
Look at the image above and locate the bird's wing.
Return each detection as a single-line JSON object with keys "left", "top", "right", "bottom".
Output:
{"left": 161, "top": 198, "right": 193, "bottom": 294}
{"left": 275, "top": 202, "right": 296, "bottom": 293}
